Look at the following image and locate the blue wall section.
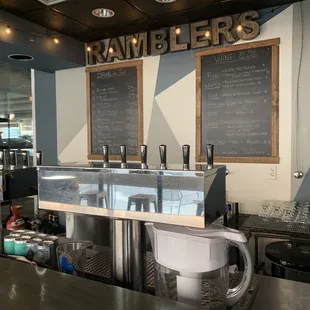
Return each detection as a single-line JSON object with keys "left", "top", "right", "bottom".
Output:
{"left": 34, "top": 70, "right": 58, "bottom": 165}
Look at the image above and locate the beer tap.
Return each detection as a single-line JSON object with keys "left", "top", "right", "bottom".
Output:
{"left": 182, "top": 145, "right": 190, "bottom": 171}
{"left": 206, "top": 144, "right": 214, "bottom": 170}
{"left": 159, "top": 145, "right": 167, "bottom": 170}
{"left": 9, "top": 150, "right": 16, "bottom": 170}
{"left": 140, "top": 145, "right": 148, "bottom": 169}
{"left": 120, "top": 145, "right": 127, "bottom": 169}
{"left": 21, "top": 151, "right": 29, "bottom": 168}
{"left": 36, "top": 151, "right": 43, "bottom": 166}
{"left": 102, "top": 145, "right": 109, "bottom": 168}
{"left": 0, "top": 150, "right": 4, "bottom": 170}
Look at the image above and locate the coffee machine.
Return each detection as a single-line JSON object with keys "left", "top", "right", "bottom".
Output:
{"left": 37, "top": 143, "right": 253, "bottom": 308}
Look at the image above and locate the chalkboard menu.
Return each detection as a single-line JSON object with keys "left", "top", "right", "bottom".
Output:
{"left": 86, "top": 61, "right": 143, "bottom": 160}
{"left": 196, "top": 39, "right": 279, "bottom": 163}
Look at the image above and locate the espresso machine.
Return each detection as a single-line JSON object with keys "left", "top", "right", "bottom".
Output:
{"left": 37, "top": 144, "right": 253, "bottom": 309}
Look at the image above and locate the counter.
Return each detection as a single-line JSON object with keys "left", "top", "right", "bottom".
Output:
{"left": 1, "top": 257, "right": 310, "bottom": 309}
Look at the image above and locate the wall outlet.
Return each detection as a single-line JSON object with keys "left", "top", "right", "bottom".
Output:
{"left": 268, "top": 166, "right": 277, "bottom": 180}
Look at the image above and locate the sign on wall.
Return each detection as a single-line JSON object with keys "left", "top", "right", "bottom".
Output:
{"left": 196, "top": 38, "right": 280, "bottom": 164}
{"left": 88, "top": 11, "right": 260, "bottom": 65}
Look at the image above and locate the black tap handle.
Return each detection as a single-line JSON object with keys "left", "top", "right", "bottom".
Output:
{"left": 102, "top": 145, "right": 109, "bottom": 163}
{"left": 120, "top": 145, "right": 127, "bottom": 163}
{"left": 0, "top": 150, "right": 4, "bottom": 167}
{"left": 159, "top": 145, "right": 167, "bottom": 169}
{"left": 21, "top": 151, "right": 29, "bottom": 167}
{"left": 140, "top": 145, "right": 147, "bottom": 164}
{"left": 36, "top": 151, "right": 43, "bottom": 166}
{"left": 9, "top": 150, "right": 16, "bottom": 166}
{"left": 206, "top": 144, "right": 214, "bottom": 168}
{"left": 182, "top": 145, "right": 190, "bottom": 166}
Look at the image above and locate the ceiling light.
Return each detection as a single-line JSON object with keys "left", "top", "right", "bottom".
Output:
{"left": 132, "top": 37, "right": 137, "bottom": 44}
{"left": 175, "top": 27, "right": 181, "bottom": 35}
{"left": 87, "top": 46, "right": 91, "bottom": 52}
{"left": 8, "top": 54, "right": 34, "bottom": 61}
{"left": 204, "top": 30, "right": 211, "bottom": 38}
{"left": 29, "top": 96, "right": 32, "bottom": 101}
{"left": 5, "top": 25, "right": 11, "bottom": 35}
{"left": 92, "top": 8, "right": 115, "bottom": 18}
{"left": 9, "top": 113, "right": 15, "bottom": 120}
{"left": 109, "top": 47, "right": 114, "bottom": 53}
{"left": 155, "top": 0, "right": 176, "bottom": 3}
{"left": 236, "top": 25, "right": 243, "bottom": 32}
{"left": 53, "top": 37, "right": 60, "bottom": 44}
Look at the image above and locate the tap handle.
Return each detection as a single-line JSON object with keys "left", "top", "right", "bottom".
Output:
{"left": 182, "top": 145, "right": 190, "bottom": 170}
{"left": 0, "top": 150, "right": 4, "bottom": 168}
{"left": 120, "top": 145, "right": 127, "bottom": 169}
{"left": 36, "top": 151, "right": 43, "bottom": 166}
{"left": 102, "top": 145, "right": 109, "bottom": 163}
{"left": 159, "top": 145, "right": 167, "bottom": 170}
{"left": 206, "top": 144, "right": 214, "bottom": 169}
{"left": 9, "top": 150, "right": 16, "bottom": 166}
{"left": 21, "top": 151, "right": 29, "bottom": 167}
{"left": 140, "top": 145, "right": 148, "bottom": 168}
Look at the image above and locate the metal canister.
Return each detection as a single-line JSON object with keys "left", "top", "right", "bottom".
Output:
{"left": 26, "top": 240, "right": 39, "bottom": 261}
{"left": 9, "top": 232, "right": 22, "bottom": 239}
{"left": 32, "top": 237, "right": 43, "bottom": 243}
{"left": 23, "top": 231, "right": 37, "bottom": 238}
{"left": 36, "top": 233, "right": 47, "bottom": 240}
{"left": 43, "top": 240, "right": 55, "bottom": 267}
{"left": 14, "top": 230, "right": 26, "bottom": 234}
{"left": 44, "top": 236, "right": 59, "bottom": 249}
{"left": 14, "top": 238, "right": 27, "bottom": 256}
{"left": 20, "top": 236, "right": 32, "bottom": 241}
{"left": 34, "top": 242, "right": 50, "bottom": 266}
{"left": 4, "top": 236, "right": 15, "bottom": 255}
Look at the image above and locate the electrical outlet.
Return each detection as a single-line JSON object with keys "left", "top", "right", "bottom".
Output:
{"left": 268, "top": 166, "right": 277, "bottom": 180}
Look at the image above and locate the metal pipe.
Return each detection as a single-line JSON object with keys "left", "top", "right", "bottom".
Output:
{"left": 159, "top": 145, "right": 167, "bottom": 170}
{"left": 120, "top": 145, "right": 127, "bottom": 169}
{"left": 140, "top": 145, "right": 148, "bottom": 169}
{"left": 206, "top": 144, "right": 214, "bottom": 169}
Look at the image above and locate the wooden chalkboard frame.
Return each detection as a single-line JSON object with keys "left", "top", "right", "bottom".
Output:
{"left": 86, "top": 60, "right": 143, "bottom": 161}
{"left": 196, "top": 38, "right": 280, "bottom": 164}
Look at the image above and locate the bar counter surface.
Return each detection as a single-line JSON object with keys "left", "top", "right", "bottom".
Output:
{"left": 0, "top": 258, "right": 310, "bottom": 309}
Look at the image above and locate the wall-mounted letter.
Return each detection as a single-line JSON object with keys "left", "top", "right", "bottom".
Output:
{"left": 237, "top": 11, "right": 260, "bottom": 40}
{"left": 125, "top": 32, "right": 148, "bottom": 59}
{"left": 88, "top": 41, "right": 105, "bottom": 64}
{"left": 106, "top": 38, "right": 125, "bottom": 62}
{"left": 150, "top": 29, "right": 168, "bottom": 56}
{"left": 170, "top": 26, "right": 189, "bottom": 52}
{"left": 211, "top": 16, "right": 236, "bottom": 45}
{"left": 190, "top": 20, "right": 210, "bottom": 49}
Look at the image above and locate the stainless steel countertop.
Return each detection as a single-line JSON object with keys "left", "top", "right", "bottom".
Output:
{"left": 0, "top": 258, "right": 198, "bottom": 310}
{"left": 1, "top": 256, "right": 310, "bottom": 309}
{"left": 252, "top": 275, "right": 310, "bottom": 310}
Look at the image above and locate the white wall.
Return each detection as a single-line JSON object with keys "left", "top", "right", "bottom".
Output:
{"left": 55, "top": 6, "right": 296, "bottom": 213}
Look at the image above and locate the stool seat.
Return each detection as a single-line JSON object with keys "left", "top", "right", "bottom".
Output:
{"left": 80, "top": 190, "right": 109, "bottom": 208}
{"left": 128, "top": 194, "right": 158, "bottom": 212}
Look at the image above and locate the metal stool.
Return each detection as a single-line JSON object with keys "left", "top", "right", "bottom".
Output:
{"left": 127, "top": 194, "right": 158, "bottom": 212}
{"left": 80, "top": 190, "right": 109, "bottom": 208}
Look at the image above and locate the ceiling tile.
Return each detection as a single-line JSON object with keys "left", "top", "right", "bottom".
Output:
{"left": 0, "top": 0, "right": 44, "bottom": 13}
{"left": 125, "top": 0, "right": 221, "bottom": 18}
{"left": 52, "top": 0, "right": 147, "bottom": 28}
{"left": 21, "top": 8, "right": 97, "bottom": 41}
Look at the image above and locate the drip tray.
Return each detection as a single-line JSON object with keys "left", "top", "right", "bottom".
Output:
{"left": 84, "top": 247, "right": 259, "bottom": 309}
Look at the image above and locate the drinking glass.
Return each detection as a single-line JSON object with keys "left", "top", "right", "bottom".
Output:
{"left": 56, "top": 242, "right": 87, "bottom": 277}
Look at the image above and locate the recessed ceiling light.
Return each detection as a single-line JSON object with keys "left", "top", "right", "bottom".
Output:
{"left": 8, "top": 54, "right": 34, "bottom": 61}
{"left": 92, "top": 8, "right": 115, "bottom": 18}
{"left": 155, "top": 0, "right": 176, "bottom": 3}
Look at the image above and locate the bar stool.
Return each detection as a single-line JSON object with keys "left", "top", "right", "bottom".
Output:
{"left": 127, "top": 194, "right": 158, "bottom": 212}
{"left": 80, "top": 190, "right": 109, "bottom": 208}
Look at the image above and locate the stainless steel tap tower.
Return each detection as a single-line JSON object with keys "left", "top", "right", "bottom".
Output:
{"left": 37, "top": 144, "right": 226, "bottom": 291}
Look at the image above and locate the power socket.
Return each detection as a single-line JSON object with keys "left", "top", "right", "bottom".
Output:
{"left": 268, "top": 166, "right": 277, "bottom": 180}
